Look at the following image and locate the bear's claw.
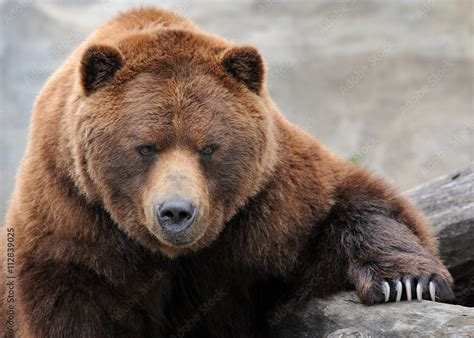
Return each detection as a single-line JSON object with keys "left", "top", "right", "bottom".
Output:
{"left": 429, "top": 281, "right": 436, "bottom": 301}
{"left": 382, "top": 281, "right": 390, "bottom": 302}
{"left": 396, "top": 280, "right": 402, "bottom": 302}
{"left": 382, "top": 276, "right": 439, "bottom": 302}
{"left": 404, "top": 277, "right": 412, "bottom": 301}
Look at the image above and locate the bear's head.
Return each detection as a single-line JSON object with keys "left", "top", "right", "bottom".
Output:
{"left": 70, "top": 29, "right": 278, "bottom": 257}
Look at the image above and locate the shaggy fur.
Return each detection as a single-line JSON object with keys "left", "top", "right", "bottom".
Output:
{"left": 1, "top": 8, "right": 453, "bottom": 337}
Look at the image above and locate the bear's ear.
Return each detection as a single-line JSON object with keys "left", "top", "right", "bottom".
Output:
{"left": 80, "top": 45, "right": 123, "bottom": 95}
{"left": 221, "top": 46, "right": 265, "bottom": 94}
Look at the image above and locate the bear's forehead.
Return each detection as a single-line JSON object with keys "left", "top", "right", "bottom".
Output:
{"left": 82, "top": 29, "right": 258, "bottom": 144}
{"left": 105, "top": 31, "right": 237, "bottom": 118}
{"left": 121, "top": 72, "right": 236, "bottom": 117}
{"left": 116, "top": 28, "right": 227, "bottom": 67}
{"left": 104, "top": 71, "right": 245, "bottom": 144}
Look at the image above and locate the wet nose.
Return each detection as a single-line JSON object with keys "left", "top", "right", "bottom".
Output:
{"left": 156, "top": 198, "right": 196, "bottom": 233}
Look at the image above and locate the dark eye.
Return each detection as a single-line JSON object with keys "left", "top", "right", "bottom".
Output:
{"left": 200, "top": 144, "right": 218, "bottom": 157}
{"left": 137, "top": 145, "right": 155, "bottom": 157}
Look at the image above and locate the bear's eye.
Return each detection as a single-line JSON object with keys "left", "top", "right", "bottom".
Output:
{"left": 137, "top": 145, "right": 155, "bottom": 158}
{"left": 200, "top": 144, "right": 218, "bottom": 157}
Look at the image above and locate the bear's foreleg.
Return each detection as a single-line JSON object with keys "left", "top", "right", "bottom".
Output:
{"left": 308, "top": 193, "right": 454, "bottom": 305}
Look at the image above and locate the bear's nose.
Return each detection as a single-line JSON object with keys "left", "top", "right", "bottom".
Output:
{"left": 156, "top": 198, "right": 196, "bottom": 234}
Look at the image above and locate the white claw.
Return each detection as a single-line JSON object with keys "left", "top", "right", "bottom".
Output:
{"left": 429, "top": 281, "right": 436, "bottom": 302}
{"left": 382, "top": 281, "right": 390, "bottom": 302}
{"left": 396, "top": 280, "right": 402, "bottom": 302}
{"left": 416, "top": 283, "right": 423, "bottom": 301}
{"left": 405, "top": 279, "right": 412, "bottom": 301}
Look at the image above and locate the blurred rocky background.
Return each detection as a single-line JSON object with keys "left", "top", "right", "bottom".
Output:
{"left": 0, "top": 0, "right": 472, "bottom": 218}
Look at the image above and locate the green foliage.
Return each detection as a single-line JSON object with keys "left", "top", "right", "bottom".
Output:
{"left": 348, "top": 154, "right": 363, "bottom": 165}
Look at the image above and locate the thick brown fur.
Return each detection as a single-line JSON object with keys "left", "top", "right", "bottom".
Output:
{"left": 0, "top": 8, "right": 453, "bottom": 337}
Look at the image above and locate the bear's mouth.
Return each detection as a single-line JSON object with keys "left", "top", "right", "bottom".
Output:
{"left": 154, "top": 227, "right": 211, "bottom": 258}
{"left": 145, "top": 216, "right": 211, "bottom": 254}
{"left": 161, "top": 230, "right": 197, "bottom": 247}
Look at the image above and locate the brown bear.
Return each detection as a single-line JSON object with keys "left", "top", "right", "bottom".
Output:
{"left": 1, "top": 7, "right": 453, "bottom": 338}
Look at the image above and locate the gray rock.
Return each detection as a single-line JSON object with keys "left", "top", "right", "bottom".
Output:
{"left": 273, "top": 292, "right": 474, "bottom": 338}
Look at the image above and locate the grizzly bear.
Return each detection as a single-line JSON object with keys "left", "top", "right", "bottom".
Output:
{"left": 1, "top": 7, "right": 453, "bottom": 338}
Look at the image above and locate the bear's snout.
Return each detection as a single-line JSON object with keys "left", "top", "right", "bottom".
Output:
{"left": 156, "top": 197, "right": 197, "bottom": 239}
{"left": 141, "top": 148, "right": 216, "bottom": 254}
